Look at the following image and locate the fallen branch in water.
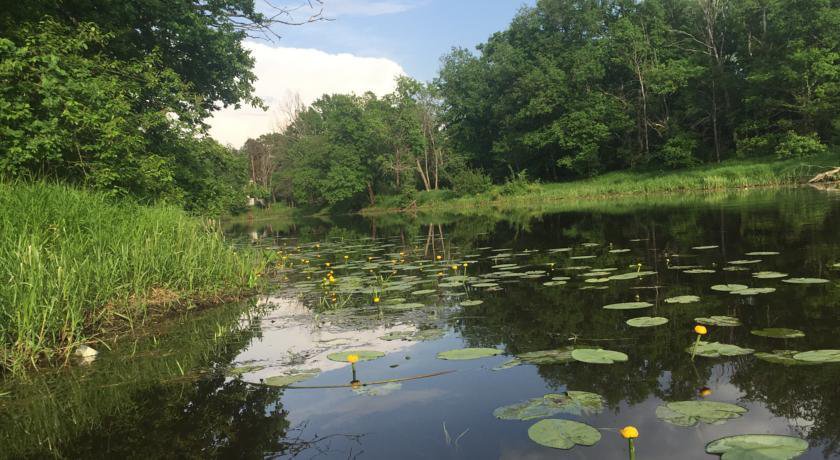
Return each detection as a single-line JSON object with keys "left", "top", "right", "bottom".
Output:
{"left": 248, "top": 369, "right": 456, "bottom": 390}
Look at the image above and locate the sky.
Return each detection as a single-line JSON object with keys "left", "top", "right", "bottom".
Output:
{"left": 208, "top": 0, "right": 534, "bottom": 147}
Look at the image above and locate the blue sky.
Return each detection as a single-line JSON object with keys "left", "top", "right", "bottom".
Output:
{"left": 267, "top": 0, "right": 535, "bottom": 80}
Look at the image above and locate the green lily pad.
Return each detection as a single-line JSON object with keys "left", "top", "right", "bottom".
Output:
{"left": 584, "top": 277, "right": 611, "bottom": 283}
{"left": 688, "top": 341, "right": 754, "bottom": 358}
{"left": 684, "top": 269, "right": 716, "bottom": 274}
{"left": 494, "top": 391, "right": 604, "bottom": 420}
{"left": 695, "top": 316, "right": 741, "bottom": 327}
{"left": 745, "top": 251, "right": 780, "bottom": 256}
{"left": 570, "top": 255, "right": 597, "bottom": 260}
{"left": 626, "top": 316, "right": 669, "bottom": 327}
{"left": 693, "top": 245, "right": 719, "bottom": 250}
{"left": 472, "top": 282, "right": 500, "bottom": 288}
{"left": 755, "top": 350, "right": 818, "bottom": 366}
{"left": 832, "top": 263, "right": 840, "bottom": 268}
{"left": 782, "top": 277, "right": 829, "bottom": 284}
{"left": 665, "top": 295, "right": 700, "bottom": 304}
{"left": 655, "top": 401, "right": 747, "bottom": 427}
{"left": 711, "top": 284, "right": 748, "bottom": 292}
{"left": 793, "top": 349, "right": 840, "bottom": 363}
{"left": 264, "top": 370, "right": 320, "bottom": 387}
{"left": 609, "top": 249, "right": 631, "bottom": 253}
{"left": 379, "top": 331, "right": 414, "bottom": 341}
{"left": 437, "top": 347, "right": 502, "bottom": 360}
{"left": 752, "top": 271, "right": 788, "bottom": 279}
{"left": 750, "top": 328, "right": 805, "bottom": 339}
{"left": 517, "top": 346, "right": 597, "bottom": 365}
{"left": 527, "top": 419, "right": 601, "bottom": 450}
{"left": 411, "top": 289, "right": 438, "bottom": 296}
{"left": 729, "top": 259, "right": 763, "bottom": 265}
{"left": 603, "top": 301, "right": 653, "bottom": 310}
{"left": 732, "top": 287, "right": 776, "bottom": 295}
{"left": 493, "top": 358, "right": 523, "bottom": 370}
{"left": 460, "top": 300, "right": 484, "bottom": 306}
{"left": 383, "top": 302, "right": 425, "bottom": 311}
{"left": 571, "top": 348, "right": 628, "bottom": 364}
{"left": 723, "top": 266, "right": 750, "bottom": 272}
{"left": 581, "top": 243, "right": 600, "bottom": 247}
{"left": 608, "top": 271, "right": 657, "bottom": 280}
{"left": 706, "top": 434, "right": 808, "bottom": 460}
{"left": 413, "top": 329, "right": 445, "bottom": 341}
{"left": 543, "top": 280, "right": 567, "bottom": 286}
{"left": 326, "top": 350, "right": 385, "bottom": 362}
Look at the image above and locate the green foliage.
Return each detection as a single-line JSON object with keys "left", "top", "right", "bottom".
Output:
{"left": 0, "top": 182, "right": 258, "bottom": 373}
{"left": 448, "top": 166, "right": 493, "bottom": 196}
{"left": 775, "top": 131, "right": 829, "bottom": 158}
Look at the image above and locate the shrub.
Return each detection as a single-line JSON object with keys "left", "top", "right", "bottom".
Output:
{"left": 775, "top": 131, "right": 828, "bottom": 158}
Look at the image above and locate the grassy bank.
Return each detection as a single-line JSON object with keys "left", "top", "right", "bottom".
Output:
{"left": 363, "top": 154, "right": 840, "bottom": 215}
{"left": 0, "top": 182, "right": 261, "bottom": 373}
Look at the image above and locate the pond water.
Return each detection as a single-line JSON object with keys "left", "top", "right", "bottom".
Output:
{"left": 3, "top": 188, "right": 840, "bottom": 459}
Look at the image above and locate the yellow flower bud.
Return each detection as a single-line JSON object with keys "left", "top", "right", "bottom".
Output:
{"left": 694, "top": 325, "right": 708, "bottom": 335}
{"left": 436, "top": 255, "right": 442, "bottom": 260}
{"left": 373, "top": 296, "right": 380, "bottom": 303}
{"left": 620, "top": 426, "right": 639, "bottom": 439}
{"left": 347, "top": 354, "right": 359, "bottom": 364}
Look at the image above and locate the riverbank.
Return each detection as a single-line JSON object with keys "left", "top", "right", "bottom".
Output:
{"left": 362, "top": 154, "right": 840, "bottom": 215}
{"left": 0, "top": 182, "right": 263, "bottom": 374}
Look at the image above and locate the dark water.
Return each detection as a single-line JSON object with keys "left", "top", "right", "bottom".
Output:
{"left": 3, "top": 188, "right": 840, "bottom": 459}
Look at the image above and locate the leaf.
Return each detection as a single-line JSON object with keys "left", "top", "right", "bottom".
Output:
{"left": 711, "top": 284, "right": 748, "bottom": 292}
{"left": 383, "top": 302, "right": 425, "bottom": 311}
{"left": 665, "top": 295, "right": 700, "bottom": 304}
{"left": 379, "top": 331, "right": 414, "bottom": 341}
{"left": 752, "top": 271, "right": 788, "bottom": 279}
{"left": 494, "top": 391, "right": 605, "bottom": 420}
{"left": 326, "top": 350, "right": 385, "bottom": 362}
{"left": 411, "top": 289, "right": 437, "bottom": 295}
{"left": 656, "top": 401, "right": 747, "bottom": 427}
{"left": 437, "top": 347, "right": 502, "bottom": 360}
{"left": 493, "top": 358, "right": 523, "bottom": 370}
{"left": 264, "top": 370, "right": 320, "bottom": 387}
{"left": 750, "top": 328, "right": 805, "bottom": 339}
{"left": 609, "top": 249, "right": 631, "bottom": 253}
{"left": 603, "top": 301, "right": 653, "bottom": 310}
{"left": 728, "top": 259, "right": 762, "bottom": 265}
{"left": 472, "top": 282, "right": 500, "bottom": 288}
{"left": 706, "top": 434, "right": 808, "bottom": 459}
{"left": 782, "top": 277, "right": 829, "bottom": 284}
{"left": 608, "top": 271, "right": 656, "bottom": 280}
{"left": 745, "top": 251, "right": 780, "bottom": 256}
{"left": 793, "top": 349, "right": 840, "bottom": 363}
{"left": 684, "top": 269, "right": 716, "bottom": 274}
{"left": 527, "top": 419, "right": 601, "bottom": 449}
{"left": 693, "top": 245, "right": 719, "bottom": 250}
{"left": 543, "top": 280, "right": 567, "bottom": 286}
{"left": 732, "top": 287, "right": 776, "bottom": 295}
{"left": 688, "top": 341, "right": 754, "bottom": 358}
{"left": 626, "top": 316, "right": 669, "bottom": 327}
{"left": 571, "top": 348, "right": 628, "bottom": 364}
{"left": 517, "top": 346, "right": 596, "bottom": 364}
{"left": 695, "top": 316, "right": 741, "bottom": 327}
{"left": 460, "top": 299, "right": 484, "bottom": 306}
{"left": 755, "top": 350, "right": 818, "bottom": 366}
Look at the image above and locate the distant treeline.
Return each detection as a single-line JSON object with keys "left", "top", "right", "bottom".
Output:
{"left": 243, "top": 0, "right": 840, "bottom": 210}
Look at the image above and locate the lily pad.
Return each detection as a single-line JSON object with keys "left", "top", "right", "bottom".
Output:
{"left": 729, "top": 259, "right": 762, "bottom": 265}
{"left": 732, "top": 287, "right": 776, "bottom": 295}
{"left": 413, "top": 329, "right": 445, "bottom": 341}
{"left": 411, "top": 289, "right": 438, "bottom": 296}
{"left": 609, "top": 249, "right": 631, "bottom": 253}
{"left": 571, "top": 348, "right": 628, "bottom": 364}
{"left": 527, "top": 419, "right": 601, "bottom": 450}
{"left": 711, "top": 284, "right": 748, "bottom": 292}
{"left": 493, "top": 358, "right": 523, "bottom": 370}
{"left": 665, "top": 295, "right": 700, "bottom": 304}
{"left": 750, "top": 328, "right": 805, "bottom": 339}
{"left": 460, "top": 300, "right": 484, "bottom": 306}
{"left": 656, "top": 401, "right": 747, "bottom": 427}
{"left": 517, "top": 346, "right": 596, "bottom": 365}
{"left": 793, "top": 349, "right": 840, "bottom": 363}
{"left": 626, "top": 316, "right": 669, "bottom": 327}
{"left": 383, "top": 302, "right": 425, "bottom": 311}
{"left": 609, "top": 271, "right": 656, "bottom": 280}
{"left": 755, "top": 350, "right": 818, "bottom": 366}
{"left": 695, "top": 316, "right": 741, "bottom": 327}
{"left": 543, "top": 280, "right": 567, "bottom": 286}
{"left": 603, "top": 301, "right": 653, "bottom": 310}
{"left": 752, "top": 271, "right": 788, "bottom": 279}
{"left": 437, "top": 347, "right": 502, "bottom": 360}
{"left": 327, "top": 350, "right": 385, "bottom": 362}
{"left": 706, "top": 434, "right": 808, "bottom": 460}
{"left": 472, "top": 282, "right": 500, "bottom": 288}
{"left": 688, "top": 341, "right": 754, "bottom": 358}
{"left": 264, "top": 370, "right": 320, "bottom": 387}
{"left": 745, "top": 251, "right": 780, "bottom": 256}
{"left": 693, "top": 245, "right": 719, "bottom": 250}
{"left": 782, "top": 277, "right": 829, "bottom": 284}
{"left": 494, "top": 391, "right": 605, "bottom": 420}
{"left": 379, "top": 331, "right": 414, "bottom": 341}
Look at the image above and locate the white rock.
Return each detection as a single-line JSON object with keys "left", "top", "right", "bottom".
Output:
{"left": 74, "top": 344, "right": 98, "bottom": 358}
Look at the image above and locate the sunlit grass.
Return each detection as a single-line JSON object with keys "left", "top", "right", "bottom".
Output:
{"left": 0, "top": 182, "right": 259, "bottom": 373}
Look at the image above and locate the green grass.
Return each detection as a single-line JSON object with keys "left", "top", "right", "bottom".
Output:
{"left": 0, "top": 182, "right": 260, "bottom": 373}
{"left": 363, "top": 154, "right": 840, "bottom": 215}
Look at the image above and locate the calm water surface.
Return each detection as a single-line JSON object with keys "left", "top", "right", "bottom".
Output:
{"left": 2, "top": 188, "right": 840, "bottom": 459}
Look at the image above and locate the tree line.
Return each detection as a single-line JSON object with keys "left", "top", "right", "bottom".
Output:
{"left": 244, "top": 0, "right": 840, "bottom": 210}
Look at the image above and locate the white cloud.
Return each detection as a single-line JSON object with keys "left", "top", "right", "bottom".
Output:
{"left": 322, "top": 0, "right": 423, "bottom": 17}
{"left": 208, "top": 41, "right": 405, "bottom": 147}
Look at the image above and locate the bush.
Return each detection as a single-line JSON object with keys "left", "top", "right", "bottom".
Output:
{"left": 775, "top": 131, "right": 828, "bottom": 158}
{"left": 499, "top": 169, "right": 540, "bottom": 196}
{"left": 450, "top": 167, "right": 492, "bottom": 196}
{"left": 654, "top": 133, "right": 699, "bottom": 169}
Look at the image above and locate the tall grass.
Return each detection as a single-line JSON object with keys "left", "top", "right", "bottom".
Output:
{"left": 363, "top": 154, "right": 840, "bottom": 215}
{"left": 0, "top": 182, "right": 258, "bottom": 373}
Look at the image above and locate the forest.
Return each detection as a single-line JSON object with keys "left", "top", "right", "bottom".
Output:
{"left": 242, "top": 0, "right": 840, "bottom": 211}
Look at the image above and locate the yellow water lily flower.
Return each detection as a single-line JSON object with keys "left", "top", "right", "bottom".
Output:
{"left": 694, "top": 325, "right": 708, "bottom": 335}
{"left": 436, "top": 255, "right": 442, "bottom": 260}
{"left": 373, "top": 296, "right": 380, "bottom": 303}
{"left": 347, "top": 354, "right": 359, "bottom": 364}
{"left": 619, "top": 426, "right": 639, "bottom": 439}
